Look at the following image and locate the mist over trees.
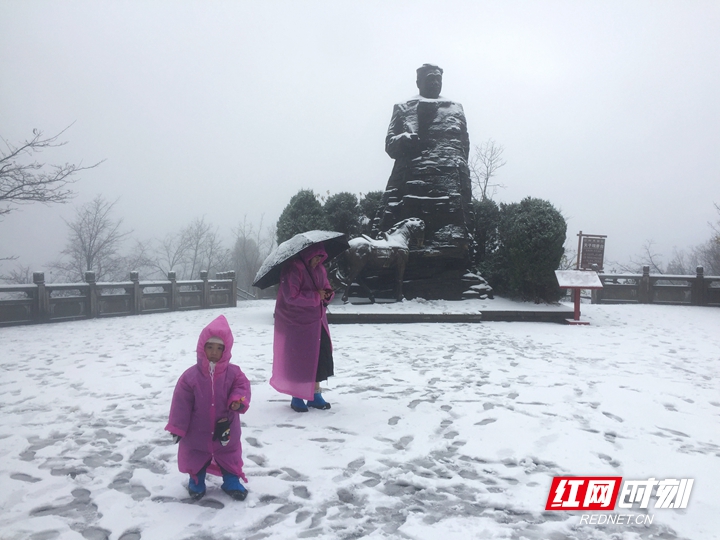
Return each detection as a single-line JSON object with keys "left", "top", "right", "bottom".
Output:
{"left": 232, "top": 216, "right": 275, "bottom": 293}
{"left": 1, "top": 127, "right": 102, "bottom": 261}
{"left": 616, "top": 203, "right": 720, "bottom": 275}
{"left": 51, "top": 195, "right": 130, "bottom": 282}
{"left": 0, "top": 189, "right": 276, "bottom": 291}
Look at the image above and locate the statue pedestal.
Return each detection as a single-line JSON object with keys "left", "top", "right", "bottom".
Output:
{"left": 346, "top": 247, "right": 493, "bottom": 301}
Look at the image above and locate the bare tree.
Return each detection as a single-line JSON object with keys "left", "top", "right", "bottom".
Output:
{"left": 120, "top": 239, "right": 159, "bottom": 279}
{"left": 557, "top": 247, "right": 578, "bottom": 271}
{"left": 694, "top": 203, "right": 720, "bottom": 275}
{"left": 610, "top": 240, "right": 665, "bottom": 274}
{"left": 52, "top": 195, "right": 130, "bottom": 282}
{"left": 0, "top": 126, "right": 102, "bottom": 218}
{"left": 232, "top": 215, "right": 274, "bottom": 292}
{"left": 183, "top": 218, "right": 213, "bottom": 279}
{"left": 152, "top": 231, "right": 193, "bottom": 278}
{"left": 147, "top": 217, "right": 233, "bottom": 279}
{"left": 665, "top": 248, "right": 695, "bottom": 275}
{"left": 710, "top": 203, "right": 720, "bottom": 243}
{"left": 469, "top": 139, "right": 507, "bottom": 201}
{"left": 202, "top": 228, "right": 231, "bottom": 277}
{"left": 0, "top": 264, "right": 33, "bottom": 284}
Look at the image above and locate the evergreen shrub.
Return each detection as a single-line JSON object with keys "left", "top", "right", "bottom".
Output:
{"left": 485, "top": 197, "right": 566, "bottom": 303}
{"left": 276, "top": 189, "right": 329, "bottom": 244}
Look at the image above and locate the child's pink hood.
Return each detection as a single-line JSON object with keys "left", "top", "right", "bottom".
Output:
{"left": 196, "top": 315, "right": 234, "bottom": 374}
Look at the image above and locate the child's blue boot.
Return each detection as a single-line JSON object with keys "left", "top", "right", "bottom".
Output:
{"left": 188, "top": 470, "right": 207, "bottom": 500}
{"left": 221, "top": 472, "right": 248, "bottom": 501}
{"left": 307, "top": 392, "right": 331, "bottom": 410}
{"left": 291, "top": 397, "right": 308, "bottom": 412}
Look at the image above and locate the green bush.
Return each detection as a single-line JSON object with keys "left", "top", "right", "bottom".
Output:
{"left": 276, "top": 189, "right": 329, "bottom": 244}
{"left": 486, "top": 197, "right": 566, "bottom": 303}
{"left": 472, "top": 198, "right": 501, "bottom": 266}
{"left": 324, "top": 192, "right": 361, "bottom": 237}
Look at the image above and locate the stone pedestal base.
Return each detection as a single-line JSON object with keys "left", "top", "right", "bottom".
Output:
{"left": 343, "top": 246, "right": 493, "bottom": 301}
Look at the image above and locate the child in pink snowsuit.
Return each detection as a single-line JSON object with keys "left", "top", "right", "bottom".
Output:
{"left": 166, "top": 314, "right": 251, "bottom": 501}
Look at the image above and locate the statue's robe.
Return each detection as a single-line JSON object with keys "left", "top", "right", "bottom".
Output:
{"left": 377, "top": 96, "right": 474, "bottom": 252}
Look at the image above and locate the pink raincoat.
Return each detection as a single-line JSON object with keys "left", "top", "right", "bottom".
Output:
{"left": 165, "top": 315, "right": 251, "bottom": 481}
{"left": 271, "top": 244, "right": 334, "bottom": 400}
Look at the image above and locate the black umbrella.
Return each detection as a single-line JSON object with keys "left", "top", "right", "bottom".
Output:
{"left": 252, "top": 230, "right": 349, "bottom": 290}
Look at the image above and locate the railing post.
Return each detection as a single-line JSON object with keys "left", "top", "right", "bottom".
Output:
{"left": 591, "top": 274, "right": 604, "bottom": 304}
{"left": 33, "top": 272, "right": 48, "bottom": 323}
{"left": 691, "top": 266, "right": 706, "bottom": 306}
{"left": 85, "top": 271, "right": 98, "bottom": 318}
{"left": 638, "top": 266, "right": 651, "bottom": 304}
{"left": 130, "top": 271, "right": 141, "bottom": 315}
{"left": 168, "top": 271, "right": 177, "bottom": 311}
{"left": 201, "top": 270, "right": 209, "bottom": 308}
{"left": 228, "top": 271, "right": 237, "bottom": 307}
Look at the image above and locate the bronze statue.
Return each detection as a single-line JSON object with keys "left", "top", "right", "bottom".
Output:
{"left": 375, "top": 64, "right": 474, "bottom": 254}
{"left": 338, "top": 217, "right": 425, "bottom": 303}
{"left": 360, "top": 64, "right": 490, "bottom": 300}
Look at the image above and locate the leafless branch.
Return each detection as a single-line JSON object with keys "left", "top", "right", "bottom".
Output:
{"left": 0, "top": 126, "right": 104, "bottom": 217}
{"left": 0, "top": 263, "right": 32, "bottom": 284}
{"left": 469, "top": 139, "right": 507, "bottom": 201}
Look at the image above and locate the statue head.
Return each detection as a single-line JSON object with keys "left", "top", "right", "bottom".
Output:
{"left": 416, "top": 64, "right": 443, "bottom": 99}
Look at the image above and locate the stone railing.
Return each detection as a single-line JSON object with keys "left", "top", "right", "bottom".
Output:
{"left": 0, "top": 271, "right": 237, "bottom": 327}
{"left": 591, "top": 266, "right": 720, "bottom": 306}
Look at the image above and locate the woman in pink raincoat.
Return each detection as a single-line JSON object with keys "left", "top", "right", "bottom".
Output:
{"left": 271, "top": 242, "right": 335, "bottom": 412}
{"left": 166, "top": 314, "right": 251, "bottom": 500}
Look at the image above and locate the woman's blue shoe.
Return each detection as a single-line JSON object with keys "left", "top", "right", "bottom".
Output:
{"left": 307, "top": 392, "right": 331, "bottom": 410}
{"left": 221, "top": 473, "right": 248, "bottom": 501}
{"left": 291, "top": 397, "right": 308, "bottom": 412}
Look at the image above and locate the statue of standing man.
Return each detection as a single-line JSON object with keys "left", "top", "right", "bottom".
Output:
{"left": 375, "top": 64, "right": 474, "bottom": 259}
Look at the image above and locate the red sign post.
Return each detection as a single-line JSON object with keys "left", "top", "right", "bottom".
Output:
{"left": 556, "top": 231, "right": 607, "bottom": 325}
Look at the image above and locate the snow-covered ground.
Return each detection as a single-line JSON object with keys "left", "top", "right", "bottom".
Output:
{"left": 1, "top": 299, "right": 718, "bottom": 540}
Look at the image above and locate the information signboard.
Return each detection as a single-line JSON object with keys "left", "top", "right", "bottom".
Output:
{"left": 575, "top": 232, "right": 607, "bottom": 271}
{"left": 580, "top": 236, "right": 606, "bottom": 271}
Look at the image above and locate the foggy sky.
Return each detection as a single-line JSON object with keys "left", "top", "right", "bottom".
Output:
{"left": 1, "top": 0, "right": 719, "bottom": 275}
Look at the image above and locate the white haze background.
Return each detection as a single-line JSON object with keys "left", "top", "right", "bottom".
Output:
{"left": 1, "top": 1, "right": 719, "bottom": 271}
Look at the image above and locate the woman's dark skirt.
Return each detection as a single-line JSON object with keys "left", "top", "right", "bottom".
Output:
{"left": 316, "top": 326, "right": 334, "bottom": 382}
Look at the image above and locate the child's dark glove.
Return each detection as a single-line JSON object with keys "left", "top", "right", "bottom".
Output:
{"left": 172, "top": 434, "right": 181, "bottom": 444}
{"left": 230, "top": 399, "right": 246, "bottom": 412}
{"left": 213, "top": 418, "right": 231, "bottom": 446}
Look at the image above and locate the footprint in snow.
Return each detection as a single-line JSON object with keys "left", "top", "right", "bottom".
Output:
{"left": 393, "top": 435, "right": 414, "bottom": 450}
{"left": 150, "top": 495, "right": 225, "bottom": 509}
{"left": 10, "top": 473, "right": 41, "bottom": 483}
{"left": 245, "top": 437, "right": 263, "bottom": 447}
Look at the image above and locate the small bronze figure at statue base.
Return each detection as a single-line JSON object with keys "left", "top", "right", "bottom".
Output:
{"left": 336, "top": 218, "right": 425, "bottom": 304}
